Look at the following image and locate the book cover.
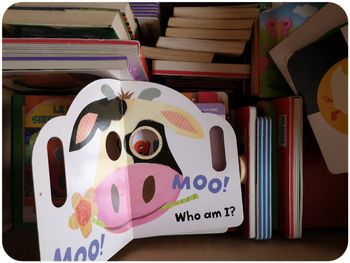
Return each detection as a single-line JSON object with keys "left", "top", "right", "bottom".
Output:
{"left": 259, "top": 3, "right": 323, "bottom": 98}
{"left": 269, "top": 3, "right": 347, "bottom": 94}
{"left": 30, "top": 79, "right": 244, "bottom": 260}
{"left": 287, "top": 27, "right": 347, "bottom": 174}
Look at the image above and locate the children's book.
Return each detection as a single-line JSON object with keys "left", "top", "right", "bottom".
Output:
{"left": 272, "top": 96, "right": 303, "bottom": 239}
{"left": 259, "top": 3, "right": 324, "bottom": 98}
{"left": 269, "top": 3, "right": 347, "bottom": 94}
{"left": 255, "top": 116, "right": 272, "bottom": 240}
{"left": 235, "top": 106, "right": 257, "bottom": 239}
{"left": 256, "top": 101, "right": 278, "bottom": 231}
{"left": 30, "top": 79, "right": 244, "bottom": 260}
{"left": 12, "top": 95, "right": 74, "bottom": 227}
{"left": 287, "top": 26, "right": 348, "bottom": 174}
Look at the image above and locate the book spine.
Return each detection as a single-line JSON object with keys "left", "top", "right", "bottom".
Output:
{"left": 127, "top": 48, "right": 150, "bottom": 81}
{"left": 273, "top": 98, "right": 293, "bottom": 238}
{"left": 12, "top": 95, "right": 26, "bottom": 229}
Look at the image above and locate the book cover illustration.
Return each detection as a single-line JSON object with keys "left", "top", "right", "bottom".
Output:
{"left": 287, "top": 27, "right": 347, "bottom": 174}
{"left": 259, "top": 3, "right": 323, "bottom": 97}
{"left": 31, "top": 79, "right": 243, "bottom": 260}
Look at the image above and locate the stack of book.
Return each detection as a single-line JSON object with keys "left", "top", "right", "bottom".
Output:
{"left": 2, "top": 2, "right": 151, "bottom": 91}
{"left": 3, "top": 2, "right": 138, "bottom": 40}
{"left": 3, "top": 38, "right": 150, "bottom": 93}
{"left": 234, "top": 96, "right": 303, "bottom": 240}
{"left": 2, "top": 38, "right": 148, "bottom": 75}
{"left": 142, "top": 5, "right": 259, "bottom": 90}
{"left": 130, "top": 2, "right": 161, "bottom": 45}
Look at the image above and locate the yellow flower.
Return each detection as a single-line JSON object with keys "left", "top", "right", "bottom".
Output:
{"left": 68, "top": 188, "right": 97, "bottom": 238}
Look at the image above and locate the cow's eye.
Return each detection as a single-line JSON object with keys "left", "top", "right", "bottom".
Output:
{"left": 106, "top": 131, "right": 122, "bottom": 161}
{"left": 129, "top": 126, "right": 162, "bottom": 160}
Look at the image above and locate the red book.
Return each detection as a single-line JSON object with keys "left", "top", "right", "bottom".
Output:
{"left": 235, "top": 106, "right": 256, "bottom": 238}
{"left": 272, "top": 96, "right": 303, "bottom": 239}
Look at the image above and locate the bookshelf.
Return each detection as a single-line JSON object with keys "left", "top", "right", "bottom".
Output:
{"left": 2, "top": 228, "right": 348, "bottom": 260}
{"left": 2, "top": 2, "right": 348, "bottom": 261}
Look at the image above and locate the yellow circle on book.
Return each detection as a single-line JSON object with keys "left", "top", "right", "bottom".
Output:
{"left": 317, "top": 58, "right": 348, "bottom": 134}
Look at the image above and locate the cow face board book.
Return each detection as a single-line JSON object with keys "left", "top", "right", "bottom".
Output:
{"left": 32, "top": 79, "right": 243, "bottom": 260}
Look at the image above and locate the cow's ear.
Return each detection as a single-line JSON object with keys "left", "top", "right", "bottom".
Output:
{"left": 160, "top": 108, "right": 204, "bottom": 139}
{"left": 69, "top": 112, "right": 99, "bottom": 152}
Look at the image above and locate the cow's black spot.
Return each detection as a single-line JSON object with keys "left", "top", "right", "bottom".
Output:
{"left": 125, "top": 120, "right": 182, "bottom": 175}
{"left": 69, "top": 98, "right": 127, "bottom": 152}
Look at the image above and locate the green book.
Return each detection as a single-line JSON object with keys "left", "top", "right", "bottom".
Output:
{"left": 12, "top": 95, "right": 74, "bottom": 229}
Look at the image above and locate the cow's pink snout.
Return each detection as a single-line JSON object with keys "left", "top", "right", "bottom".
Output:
{"left": 94, "top": 163, "right": 181, "bottom": 233}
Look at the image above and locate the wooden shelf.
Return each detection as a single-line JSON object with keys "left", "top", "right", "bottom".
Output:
{"left": 3, "top": 228, "right": 347, "bottom": 261}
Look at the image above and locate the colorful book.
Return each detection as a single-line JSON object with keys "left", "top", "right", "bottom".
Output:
{"left": 255, "top": 116, "right": 272, "bottom": 240}
{"left": 287, "top": 27, "right": 347, "bottom": 174}
{"left": 235, "top": 106, "right": 257, "bottom": 239}
{"left": 256, "top": 101, "right": 278, "bottom": 231}
{"left": 269, "top": 3, "right": 347, "bottom": 94}
{"left": 12, "top": 95, "right": 74, "bottom": 227}
{"left": 259, "top": 3, "right": 324, "bottom": 97}
{"left": 272, "top": 96, "right": 303, "bottom": 239}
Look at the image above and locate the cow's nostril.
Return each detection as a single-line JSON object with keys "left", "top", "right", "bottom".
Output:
{"left": 111, "top": 184, "right": 120, "bottom": 213}
{"left": 143, "top": 175, "right": 155, "bottom": 203}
